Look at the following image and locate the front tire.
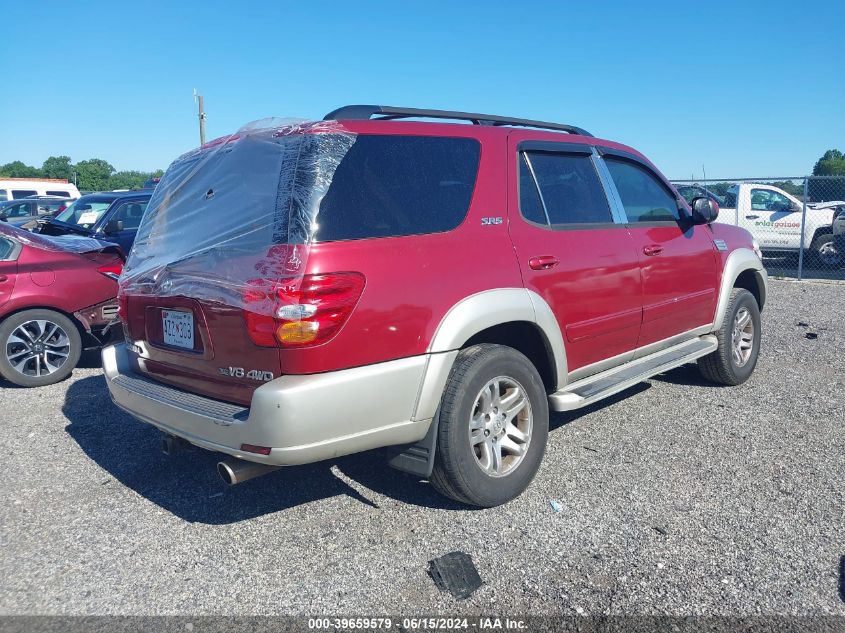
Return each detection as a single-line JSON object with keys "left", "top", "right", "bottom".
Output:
{"left": 698, "top": 288, "right": 761, "bottom": 386}
{"left": 430, "top": 344, "right": 549, "bottom": 507}
{"left": 0, "top": 309, "right": 82, "bottom": 387}
{"left": 810, "top": 234, "right": 841, "bottom": 269}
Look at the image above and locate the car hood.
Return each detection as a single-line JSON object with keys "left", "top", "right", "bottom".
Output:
{"left": 808, "top": 201, "right": 845, "bottom": 210}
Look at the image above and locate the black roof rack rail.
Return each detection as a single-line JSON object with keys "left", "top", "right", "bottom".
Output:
{"left": 323, "top": 105, "right": 593, "bottom": 137}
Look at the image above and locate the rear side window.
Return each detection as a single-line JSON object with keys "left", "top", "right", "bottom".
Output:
{"left": 605, "top": 159, "right": 679, "bottom": 223}
{"left": 12, "top": 190, "right": 37, "bottom": 199}
{"left": 724, "top": 190, "right": 738, "bottom": 207}
{"left": 315, "top": 135, "right": 480, "bottom": 242}
{"left": 521, "top": 152, "right": 612, "bottom": 225}
{"left": 0, "top": 237, "right": 14, "bottom": 259}
{"left": 46, "top": 190, "right": 71, "bottom": 197}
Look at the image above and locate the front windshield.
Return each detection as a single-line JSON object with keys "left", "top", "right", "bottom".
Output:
{"left": 54, "top": 197, "right": 113, "bottom": 228}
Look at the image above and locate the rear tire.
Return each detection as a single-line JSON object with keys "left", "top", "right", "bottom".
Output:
{"left": 429, "top": 344, "right": 549, "bottom": 507}
{"left": 698, "top": 288, "right": 761, "bottom": 386}
{"left": 0, "top": 309, "right": 82, "bottom": 387}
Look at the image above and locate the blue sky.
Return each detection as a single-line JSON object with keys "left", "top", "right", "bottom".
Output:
{"left": 1, "top": 0, "right": 842, "bottom": 179}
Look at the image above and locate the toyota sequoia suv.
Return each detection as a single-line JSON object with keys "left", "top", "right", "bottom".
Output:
{"left": 103, "top": 105, "right": 767, "bottom": 507}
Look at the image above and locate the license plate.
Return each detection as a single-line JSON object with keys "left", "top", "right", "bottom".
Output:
{"left": 162, "top": 310, "right": 194, "bottom": 350}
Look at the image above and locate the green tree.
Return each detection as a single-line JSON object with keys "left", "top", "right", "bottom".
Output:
{"left": 812, "top": 149, "right": 845, "bottom": 176}
{"left": 109, "top": 170, "right": 161, "bottom": 190}
{"left": 0, "top": 160, "right": 43, "bottom": 178}
{"left": 41, "top": 155, "right": 73, "bottom": 181}
{"left": 809, "top": 149, "right": 845, "bottom": 201}
{"left": 770, "top": 180, "right": 804, "bottom": 198}
{"left": 74, "top": 158, "right": 115, "bottom": 191}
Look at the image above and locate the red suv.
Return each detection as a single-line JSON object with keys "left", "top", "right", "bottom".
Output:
{"left": 104, "top": 106, "right": 767, "bottom": 507}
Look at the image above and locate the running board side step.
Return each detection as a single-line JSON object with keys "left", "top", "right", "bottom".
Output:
{"left": 549, "top": 336, "right": 717, "bottom": 412}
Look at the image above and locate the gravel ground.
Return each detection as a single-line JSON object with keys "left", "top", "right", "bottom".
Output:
{"left": 1, "top": 279, "right": 843, "bottom": 617}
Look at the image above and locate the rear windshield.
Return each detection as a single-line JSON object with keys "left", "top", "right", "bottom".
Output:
{"left": 138, "top": 132, "right": 479, "bottom": 250}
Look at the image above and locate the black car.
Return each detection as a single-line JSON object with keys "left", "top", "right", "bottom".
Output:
{"left": 38, "top": 191, "right": 151, "bottom": 254}
{"left": 0, "top": 197, "right": 74, "bottom": 229}
{"left": 674, "top": 184, "right": 725, "bottom": 207}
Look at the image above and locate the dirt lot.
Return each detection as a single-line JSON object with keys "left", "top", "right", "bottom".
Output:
{"left": 1, "top": 279, "right": 843, "bottom": 616}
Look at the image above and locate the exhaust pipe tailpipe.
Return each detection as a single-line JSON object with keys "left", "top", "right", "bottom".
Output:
{"left": 217, "top": 458, "right": 280, "bottom": 486}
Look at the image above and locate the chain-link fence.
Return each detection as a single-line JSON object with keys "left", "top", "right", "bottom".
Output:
{"left": 672, "top": 176, "right": 845, "bottom": 281}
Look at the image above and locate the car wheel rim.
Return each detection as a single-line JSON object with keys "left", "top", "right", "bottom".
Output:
{"left": 5, "top": 319, "right": 71, "bottom": 377}
{"left": 818, "top": 241, "right": 841, "bottom": 267}
{"left": 469, "top": 376, "right": 532, "bottom": 478}
{"left": 731, "top": 307, "right": 754, "bottom": 368}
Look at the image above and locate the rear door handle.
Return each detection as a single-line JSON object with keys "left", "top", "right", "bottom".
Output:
{"left": 0, "top": 275, "right": 7, "bottom": 282}
{"left": 745, "top": 214, "right": 759, "bottom": 220}
{"left": 642, "top": 245, "right": 663, "bottom": 256}
{"left": 528, "top": 255, "right": 560, "bottom": 270}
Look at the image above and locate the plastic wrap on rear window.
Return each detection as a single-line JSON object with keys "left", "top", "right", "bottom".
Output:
{"left": 0, "top": 222, "right": 118, "bottom": 254}
{"left": 119, "top": 119, "right": 357, "bottom": 317}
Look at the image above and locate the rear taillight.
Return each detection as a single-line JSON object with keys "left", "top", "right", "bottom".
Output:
{"left": 117, "top": 292, "right": 129, "bottom": 321}
{"left": 243, "top": 272, "right": 365, "bottom": 348}
{"left": 97, "top": 262, "right": 123, "bottom": 280}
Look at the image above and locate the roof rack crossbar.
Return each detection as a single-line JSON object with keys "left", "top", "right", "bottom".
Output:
{"left": 323, "top": 105, "right": 593, "bottom": 137}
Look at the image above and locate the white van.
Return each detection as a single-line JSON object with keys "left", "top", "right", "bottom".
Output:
{"left": 0, "top": 179, "right": 81, "bottom": 201}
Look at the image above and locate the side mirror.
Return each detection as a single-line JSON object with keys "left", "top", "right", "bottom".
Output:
{"left": 791, "top": 201, "right": 801, "bottom": 213}
{"left": 104, "top": 219, "right": 124, "bottom": 234}
{"left": 691, "top": 197, "right": 719, "bottom": 225}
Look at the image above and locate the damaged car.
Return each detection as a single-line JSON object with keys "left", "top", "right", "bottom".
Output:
{"left": 0, "top": 223, "right": 123, "bottom": 387}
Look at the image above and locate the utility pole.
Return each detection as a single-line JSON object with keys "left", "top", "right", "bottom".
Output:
{"left": 194, "top": 89, "right": 206, "bottom": 145}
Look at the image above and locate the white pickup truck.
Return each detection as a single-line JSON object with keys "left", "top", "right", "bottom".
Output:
{"left": 717, "top": 183, "right": 844, "bottom": 267}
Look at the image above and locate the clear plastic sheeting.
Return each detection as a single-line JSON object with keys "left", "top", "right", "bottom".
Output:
{"left": 0, "top": 222, "right": 118, "bottom": 254}
{"left": 119, "top": 118, "right": 357, "bottom": 316}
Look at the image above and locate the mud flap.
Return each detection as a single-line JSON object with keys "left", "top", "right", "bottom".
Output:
{"left": 386, "top": 415, "right": 438, "bottom": 478}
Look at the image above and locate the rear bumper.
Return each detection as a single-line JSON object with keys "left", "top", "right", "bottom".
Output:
{"left": 102, "top": 343, "right": 432, "bottom": 466}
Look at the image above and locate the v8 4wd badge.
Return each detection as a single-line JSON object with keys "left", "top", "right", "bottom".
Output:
{"left": 218, "top": 367, "right": 274, "bottom": 381}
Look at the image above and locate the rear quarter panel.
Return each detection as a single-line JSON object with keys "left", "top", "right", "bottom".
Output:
{"left": 279, "top": 122, "right": 524, "bottom": 375}
{"left": 0, "top": 245, "right": 118, "bottom": 319}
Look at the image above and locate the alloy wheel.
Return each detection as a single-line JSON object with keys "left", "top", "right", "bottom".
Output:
{"left": 731, "top": 307, "right": 754, "bottom": 367}
{"left": 5, "top": 319, "right": 72, "bottom": 377}
{"left": 469, "top": 376, "right": 533, "bottom": 477}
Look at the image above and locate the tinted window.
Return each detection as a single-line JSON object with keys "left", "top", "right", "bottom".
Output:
{"left": 605, "top": 159, "right": 679, "bottom": 223}
{"left": 110, "top": 201, "right": 149, "bottom": 230}
{"left": 518, "top": 154, "right": 547, "bottom": 224}
{"left": 315, "top": 135, "right": 480, "bottom": 242}
{"left": 750, "top": 188, "right": 792, "bottom": 212}
{"left": 525, "top": 152, "right": 612, "bottom": 225}
{"left": 11, "top": 190, "right": 37, "bottom": 199}
{"left": 0, "top": 190, "right": 7, "bottom": 201}
{"left": 0, "top": 237, "right": 13, "bottom": 260}
{"left": 46, "top": 190, "right": 71, "bottom": 198}
{"left": 724, "top": 190, "right": 738, "bottom": 208}
{"left": 2, "top": 201, "right": 32, "bottom": 218}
